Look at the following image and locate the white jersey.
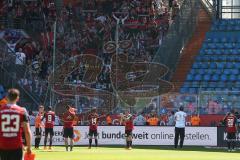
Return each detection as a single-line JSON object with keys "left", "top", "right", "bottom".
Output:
{"left": 174, "top": 111, "right": 187, "bottom": 128}
{"left": 15, "top": 51, "right": 26, "bottom": 65}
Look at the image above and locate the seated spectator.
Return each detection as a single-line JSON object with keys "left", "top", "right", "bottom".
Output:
{"left": 147, "top": 113, "right": 159, "bottom": 126}
{"left": 106, "top": 114, "right": 112, "bottom": 125}
{"left": 28, "top": 110, "right": 36, "bottom": 126}
{"left": 55, "top": 115, "right": 60, "bottom": 125}
{"left": 207, "top": 100, "right": 221, "bottom": 114}
{"left": 159, "top": 113, "right": 168, "bottom": 125}
{"left": 190, "top": 114, "right": 201, "bottom": 126}
{"left": 168, "top": 0, "right": 174, "bottom": 10}
{"left": 0, "top": 97, "right": 7, "bottom": 106}
{"left": 133, "top": 112, "right": 146, "bottom": 126}
{"left": 167, "top": 111, "right": 175, "bottom": 126}
{"left": 235, "top": 111, "right": 240, "bottom": 127}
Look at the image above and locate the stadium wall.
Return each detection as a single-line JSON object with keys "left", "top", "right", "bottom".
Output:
{"left": 31, "top": 126, "right": 218, "bottom": 146}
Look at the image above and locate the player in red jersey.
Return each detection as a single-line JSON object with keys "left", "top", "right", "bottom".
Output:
{"left": 42, "top": 106, "right": 55, "bottom": 150}
{"left": 223, "top": 109, "right": 237, "bottom": 152}
{"left": 62, "top": 105, "right": 76, "bottom": 151}
{"left": 88, "top": 107, "right": 99, "bottom": 149}
{"left": 121, "top": 110, "right": 134, "bottom": 150}
{"left": 0, "top": 88, "right": 32, "bottom": 160}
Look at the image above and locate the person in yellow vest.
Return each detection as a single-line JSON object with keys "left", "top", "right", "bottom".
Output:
{"left": 191, "top": 114, "right": 201, "bottom": 126}
{"left": 147, "top": 114, "right": 159, "bottom": 126}
{"left": 106, "top": 114, "right": 112, "bottom": 125}
{"left": 35, "top": 105, "right": 44, "bottom": 149}
{"left": 0, "top": 97, "right": 7, "bottom": 106}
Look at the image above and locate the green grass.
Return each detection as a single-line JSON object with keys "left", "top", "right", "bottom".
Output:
{"left": 34, "top": 146, "right": 240, "bottom": 160}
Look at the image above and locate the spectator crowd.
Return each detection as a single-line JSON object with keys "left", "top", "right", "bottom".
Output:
{"left": 0, "top": 0, "right": 183, "bottom": 112}
{"left": 27, "top": 108, "right": 201, "bottom": 127}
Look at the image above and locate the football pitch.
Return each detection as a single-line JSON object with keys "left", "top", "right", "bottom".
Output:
{"left": 34, "top": 146, "right": 240, "bottom": 160}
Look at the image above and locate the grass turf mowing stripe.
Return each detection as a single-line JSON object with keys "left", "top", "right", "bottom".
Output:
{"left": 33, "top": 146, "right": 240, "bottom": 160}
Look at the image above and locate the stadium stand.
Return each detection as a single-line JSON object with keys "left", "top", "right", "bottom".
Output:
{"left": 180, "top": 19, "right": 240, "bottom": 114}
{"left": 181, "top": 19, "right": 240, "bottom": 94}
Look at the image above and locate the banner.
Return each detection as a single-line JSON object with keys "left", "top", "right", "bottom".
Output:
{"left": 217, "top": 127, "right": 240, "bottom": 147}
{"left": 31, "top": 126, "right": 217, "bottom": 146}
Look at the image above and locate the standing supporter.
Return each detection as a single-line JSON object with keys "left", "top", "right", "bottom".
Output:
{"left": 42, "top": 106, "right": 55, "bottom": 150}
{"left": 172, "top": 0, "right": 180, "bottom": 19}
{"left": 15, "top": 48, "right": 26, "bottom": 77}
{"left": 15, "top": 48, "right": 26, "bottom": 65}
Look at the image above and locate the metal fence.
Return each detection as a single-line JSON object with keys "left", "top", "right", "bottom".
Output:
{"left": 0, "top": 38, "right": 42, "bottom": 108}
{"left": 219, "top": 0, "right": 240, "bottom": 19}
{"left": 152, "top": 0, "right": 201, "bottom": 79}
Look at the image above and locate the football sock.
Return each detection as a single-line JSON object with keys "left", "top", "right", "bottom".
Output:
{"left": 37, "top": 138, "right": 41, "bottom": 148}
{"left": 50, "top": 136, "right": 53, "bottom": 147}
{"left": 35, "top": 138, "right": 38, "bottom": 148}
{"left": 227, "top": 141, "right": 231, "bottom": 149}
{"left": 129, "top": 141, "right": 132, "bottom": 147}
{"left": 127, "top": 141, "right": 130, "bottom": 148}
{"left": 89, "top": 139, "right": 92, "bottom": 147}
{"left": 232, "top": 141, "right": 235, "bottom": 149}
{"left": 65, "top": 139, "right": 68, "bottom": 151}
{"left": 35, "top": 137, "right": 40, "bottom": 148}
{"left": 95, "top": 139, "right": 98, "bottom": 147}
{"left": 70, "top": 139, "right": 73, "bottom": 151}
{"left": 44, "top": 136, "right": 47, "bottom": 147}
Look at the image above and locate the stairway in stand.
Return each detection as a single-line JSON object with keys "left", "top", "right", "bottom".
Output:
{"left": 171, "top": 5, "right": 212, "bottom": 91}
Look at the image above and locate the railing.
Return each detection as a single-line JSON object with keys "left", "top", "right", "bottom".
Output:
{"left": 220, "top": 5, "right": 240, "bottom": 19}
{"left": 152, "top": 0, "right": 201, "bottom": 80}
{"left": 48, "top": 83, "right": 240, "bottom": 116}
{"left": 201, "top": 0, "right": 216, "bottom": 19}
{"left": 0, "top": 39, "right": 41, "bottom": 107}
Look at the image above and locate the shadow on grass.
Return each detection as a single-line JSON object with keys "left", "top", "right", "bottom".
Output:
{"left": 37, "top": 150, "right": 66, "bottom": 152}
{"left": 99, "top": 145, "right": 240, "bottom": 153}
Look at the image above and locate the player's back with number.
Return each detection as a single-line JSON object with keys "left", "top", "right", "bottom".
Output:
{"left": 0, "top": 104, "right": 28, "bottom": 150}
{"left": 225, "top": 114, "right": 237, "bottom": 133}
{"left": 45, "top": 111, "right": 55, "bottom": 128}
{"left": 88, "top": 113, "right": 98, "bottom": 131}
